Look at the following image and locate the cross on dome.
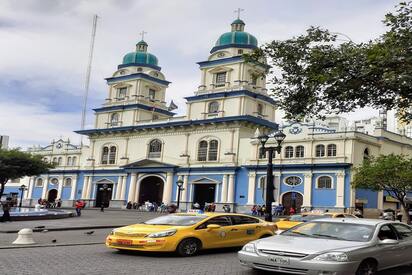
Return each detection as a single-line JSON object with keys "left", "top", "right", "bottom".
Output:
{"left": 234, "top": 8, "right": 244, "bottom": 19}
{"left": 139, "top": 30, "right": 147, "bottom": 41}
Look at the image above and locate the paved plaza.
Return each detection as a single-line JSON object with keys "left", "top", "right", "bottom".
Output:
{"left": 0, "top": 210, "right": 411, "bottom": 275}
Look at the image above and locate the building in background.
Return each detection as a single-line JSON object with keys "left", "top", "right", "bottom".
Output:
{"left": 0, "top": 135, "right": 9, "bottom": 149}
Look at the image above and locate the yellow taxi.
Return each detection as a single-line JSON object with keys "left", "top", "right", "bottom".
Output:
{"left": 275, "top": 212, "right": 358, "bottom": 232}
{"left": 106, "top": 212, "right": 277, "bottom": 256}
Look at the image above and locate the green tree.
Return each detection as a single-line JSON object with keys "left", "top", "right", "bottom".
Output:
{"left": 352, "top": 154, "right": 412, "bottom": 224}
{"left": 246, "top": 1, "right": 412, "bottom": 122}
{"left": 0, "top": 149, "right": 54, "bottom": 199}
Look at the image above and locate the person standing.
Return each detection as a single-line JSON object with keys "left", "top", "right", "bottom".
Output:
{"left": 1, "top": 197, "right": 12, "bottom": 222}
{"left": 75, "top": 200, "right": 84, "bottom": 217}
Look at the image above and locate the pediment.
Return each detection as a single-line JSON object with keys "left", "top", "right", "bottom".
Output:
{"left": 191, "top": 177, "right": 220, "bottom": 184}
{"left": 122, "top": 159, "right": 177, "bottom": 169}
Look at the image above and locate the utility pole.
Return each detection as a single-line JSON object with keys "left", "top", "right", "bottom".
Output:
{"left": 80, "top": 14, "right": 99, "bottom": 145}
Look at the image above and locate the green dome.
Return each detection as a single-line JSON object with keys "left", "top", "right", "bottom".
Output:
{"left": 231, "top": 18, "right": 245, "bottom": 25}
{"left": 122, "top": 51, "right": 158, "bottom": 66}
{"left": 215, "top": 31, "right": 258, "bottom": 47}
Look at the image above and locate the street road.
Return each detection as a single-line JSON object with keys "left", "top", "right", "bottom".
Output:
{"left": 1, "top": 244, "right": 411, "bottom": 275}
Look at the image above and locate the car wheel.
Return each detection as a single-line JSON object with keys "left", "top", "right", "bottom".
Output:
{"left": 177, "top": 238, "right": 201, "bottom": 257}
{"left": 356, "top": 260, "right": 377, "bottom": 275}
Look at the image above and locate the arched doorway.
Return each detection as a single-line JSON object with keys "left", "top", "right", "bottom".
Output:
{"left": 281, "top": 192, "right": 303, "bottom": 214}
{"left": 139, "top": 176, "right": 164, "bottom": 204}
{"left": 193, "top": 184, "right": 216, "bottom": 209}
{"left": 47, "top": 189, "right": 58, "bottom": 203}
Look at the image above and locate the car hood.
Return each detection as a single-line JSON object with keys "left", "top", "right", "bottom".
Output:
{"left": 255, "top": 235, "right": 367, "bottom": 255}
{"left": 115, "top": 224, "right": 182, "bottom": 234}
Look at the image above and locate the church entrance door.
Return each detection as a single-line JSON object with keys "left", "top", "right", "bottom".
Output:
{"left": 95, "top": 183, "right": 113, "bottom": 208}
{"left": 139, "top": 176, "right": 164, "bottom": 204}
{"left": 47, "top": 189, "right": 58, "bottom": 202}
{"left": 193, "top": 184, "right": 215, "bottom": 209}
{"left": 282, "top": 192, "right": 303, "bottom": 214}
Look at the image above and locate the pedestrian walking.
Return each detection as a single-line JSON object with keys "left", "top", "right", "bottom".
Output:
{"left": 75, "top": 200, "right": 84, "bottom": 216}
{"left": 1, "top": 197, "right": 12, "bottom": 222}
{"left": 100, "top": 202, "right": 105, "bottom": 212}
{"left": 289, "top": 207, "right": 296, "bottom": 215}
{"left": 223, "top": 204, "right": 231, "bottom": 213}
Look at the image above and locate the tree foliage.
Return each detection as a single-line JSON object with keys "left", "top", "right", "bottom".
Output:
{"left": 246, "top": 1, "right": 412, "bottom": 122}
{"left": 352, "top": 154, "right": 412, "bottom": 224}
{"left": 0, "top": 148, "right": 54, "bottom": 198}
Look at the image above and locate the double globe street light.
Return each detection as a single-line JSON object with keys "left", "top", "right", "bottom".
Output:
{"left": 18, "top": 184, "right": 28, "bottom": 208}
{"left": 256, "top": 130, "right": 286, "bottom": 222}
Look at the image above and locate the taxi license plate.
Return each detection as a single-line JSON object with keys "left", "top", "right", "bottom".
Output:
{"left": 268, "top": 256, "right": 290, "bottom": 265}
{"left": 117, "top": 239, "right": 132, "bottom": 245}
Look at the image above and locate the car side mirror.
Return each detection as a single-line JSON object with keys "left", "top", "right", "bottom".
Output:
{"left": 379, "top": 239, "right": 399, "bottom": 245}
{"left": 207, "top": 224, "right": 221, "bottom": 230}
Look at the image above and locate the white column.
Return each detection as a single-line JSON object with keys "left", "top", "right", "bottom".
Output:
{"left": 220, "top": 174, "right": 228, "bottom": 203}
{"left": 247, "top": 172, "right": 256, "bottom": 205}
{"left": 227, "top": 174, "right": 235, "bottom": 203}
{"left": 377, "top": 191, "right": 384, "bottom": 210}
{"left": 27, "top": 177, "right": 34, "bottom": 199}
{"left": 181, "top": 175, "right": 188, "bottom": 202}
{"left": 134, "top": 177, "right": 141, "bottom": 203}
{"left": 41, "top": 176, "right": 49, "bottom": 199}
{"left": 81, "top": 176, "right": 89, "bottom": 199}
{"left": 116, "top": 176, "right": 123, "bottom": 200}
{"left": 162, "top": 172, "right": 173, "bottom": 204}
{"left": 120, "top": 175, "right": 127, "bottom": 201}
{"left": 70, "top": 176, "right": 78, "bottom": 200}
{"left": 86, "top": 176, "right": 93, "bottom": 199}
{"left": 127, "top": 173, "right": 137, "bottom": 202}
{"left": 274, "top": 173, "right": 281, "bottom": 203}
{"left": 335, "top": 172, "right": 345, "bottom": 208}
{"left": 57, "top": 175, "right": 64, "bottom": 199}
{"left": 302, "top": 173, "right": 312, "bottom": 207}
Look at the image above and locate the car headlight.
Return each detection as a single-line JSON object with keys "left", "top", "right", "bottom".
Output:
{"left": 146, "top": 229, "right": 177, "bottom": 238}
{"left": 109, "top": 230, "right": 115, "bottom": 236}
{"left": 242, "top": 243, "right": 256, "bottom": 253}
{"left": 314, "top": 252, "right": 348, "bottom": 262}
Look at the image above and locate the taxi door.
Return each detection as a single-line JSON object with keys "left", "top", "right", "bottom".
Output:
{"left": 227, "top": 215, "right": 263, "bottom": 246}
{"left": 195, "top": 216, "right": 234, "bottom": 249}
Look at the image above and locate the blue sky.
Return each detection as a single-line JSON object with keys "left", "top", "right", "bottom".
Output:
{"left": 0, "top": 0, "right": 401, "bottom": 148}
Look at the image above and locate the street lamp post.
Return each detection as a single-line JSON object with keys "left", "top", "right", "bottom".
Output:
{"left": 176, "top": 178, "right": 184, "bottom": 209}
{"left": 18, "top": 184, "right": 28, "bottom": 208}
{"left": 257, "top": 130, "right": 286, "bottom": 222}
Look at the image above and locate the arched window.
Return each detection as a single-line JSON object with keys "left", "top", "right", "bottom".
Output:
{"left": 67, "top": 157, "right": 72, "bottom": 166}
{"left": 257, "top": 103, "right": 263, "bottom": 115}
{"left": 363, "top": 148, "right": 370, "bottom": 161}
{"left": 117, "top": 87, "right": 127, "bottom": 100}
{"left": 110, "top": 113, "right": 119, "bottom": 126}
{"left": 101, "top": 146, "right": 109, "bottom": 164}
{"left": 284, "top": 176, "right": 302, "bottom": 186}
{"left": 315, "top": 145, "right": 325, "bottom": 157}
{"left": 50, "top": 178, "right": 58, "bottom": 185}
{"left": 258, "top": 147, "right": 266, "bottom": 159}
{"left": 109, "top": 146, "right": 117, "bottom": 164}
{"left": 258, "top": 176, "right": 266, "bottom": 189}
{"left": 295, "top": 146, "right": 304, "bottom": 158}
{"left": 208, "top": 140, "right": 219, "bottom": 161}
{"left": 208, "top": 101, "right": 219, "bottom": 113}
{"left": 64, "top": 178, "right": 72, "bottom": 187}
{"left": 52, "top": 157, "right": 58, "bottom": 164}
{"left": 317, "top": 176, "right": 332, "bottom": 189}
{"left": 57, "top": 157, "right": 62, "bottom": 166}
{"left": 197, "top": 141, "right": 208, "bottom": 161}
{"left": 148, "top": 139, "right": 162, "bottom": 158}
{"left": 327, "top": 144, "right": 337, "bottom": 157}
{"left": 72, "top": 156, "right": 77, "bottom": 166}
{"left": 35, "top": 178, "right": 43, "bottom": 187}
{"left": 284, "top": 146, "right": 294, "bottom": 158}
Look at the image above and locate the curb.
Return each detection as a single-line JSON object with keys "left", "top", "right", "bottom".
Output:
{"left": 0, "top": 242, "right": 104, "bottom": 250}
{"left": 0, "top": 224, "right": 128, "bottom": 234}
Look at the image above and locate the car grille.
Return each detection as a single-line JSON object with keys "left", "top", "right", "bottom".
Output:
{"left": 258, "top": 249, "right": 308, "bottom": 258}
{"left": 114, "top": 232, "right": 147, "bottom": 238}
{"left": 253, "top": 263, "right": 308, "bottom": 274}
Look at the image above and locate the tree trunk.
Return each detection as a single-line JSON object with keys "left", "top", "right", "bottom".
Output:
{"left": 401, "top": 201, "right": 411, "bottom": 225}
{"left": 0, "top": 182, "right": 5, "bottom": 200}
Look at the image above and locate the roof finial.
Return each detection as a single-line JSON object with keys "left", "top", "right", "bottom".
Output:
{"left": 139, "top": 30, "right": 147, "bottom": 41}
{"left": 234, "top": 8, "right": 244, "bottom": 19}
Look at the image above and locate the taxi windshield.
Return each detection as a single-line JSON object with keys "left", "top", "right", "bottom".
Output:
{"left": 144, "top": 215, "right": 207, "bottom": 226}
{"left": 282, "top": 221, "right": 374, "bottom": 242}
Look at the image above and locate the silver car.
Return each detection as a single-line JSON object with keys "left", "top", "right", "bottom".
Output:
{"left": 238, "top": 218, "right": 412, "bottom": 275}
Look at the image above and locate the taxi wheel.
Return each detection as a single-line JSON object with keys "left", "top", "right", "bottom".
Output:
{"left": 177, "top": 238, "right": 201, "bottom": 257}
{"left": 356, "top": 259, "right": 377, "bottom": 275}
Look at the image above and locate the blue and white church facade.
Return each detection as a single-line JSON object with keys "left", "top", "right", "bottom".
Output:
{"left": 6, "top": 19, "right": 412, "bottom": 216}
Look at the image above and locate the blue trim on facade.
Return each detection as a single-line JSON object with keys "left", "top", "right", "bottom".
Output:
{"left": 197, "top": 56, "right": 243, "bottom": 68}
{"left": 93, "top": 103, "right": 175, "bottom": 116}
{"left": 117, "top": 63, "right": 161, "bottom": 71}
{"left": 209, "top": 44, "right": 257, "bottom": 54}
{"left": 75, "top": 115, "right": 279, "bottom": 135}
{"left": 185, "top": 90, "right": 277, "bottom": 106}
{"left": 105, "top": 73, "right": 171, "bottom": 86}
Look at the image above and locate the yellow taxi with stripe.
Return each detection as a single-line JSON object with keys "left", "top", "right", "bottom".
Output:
{"left": 275, "top": 212, "right": 358, "bottom": 232}
{"left": 106, "top": 212, "right": 277, "bottom": 256}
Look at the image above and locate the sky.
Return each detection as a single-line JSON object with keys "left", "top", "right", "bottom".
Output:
{"left": 0, "top": 0, "right": 401, "bottom": 148}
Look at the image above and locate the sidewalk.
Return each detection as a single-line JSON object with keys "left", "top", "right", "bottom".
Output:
{"left": 0, "top": 209, "right": 162, "bottom": 233}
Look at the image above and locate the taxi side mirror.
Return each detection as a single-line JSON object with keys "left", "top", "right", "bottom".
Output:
{"left": 207, "top": 224, "right": 221, "bottom": 230}
{"left": 379, "top": 239, "right": 399, "bottom": 245}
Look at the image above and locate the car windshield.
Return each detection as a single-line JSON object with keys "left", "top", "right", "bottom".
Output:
{"left": 282, "top": 221, "right": 375, "bottom": 242}
{"left": 144, "top": 215, "right": 207, "bottom": 226}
